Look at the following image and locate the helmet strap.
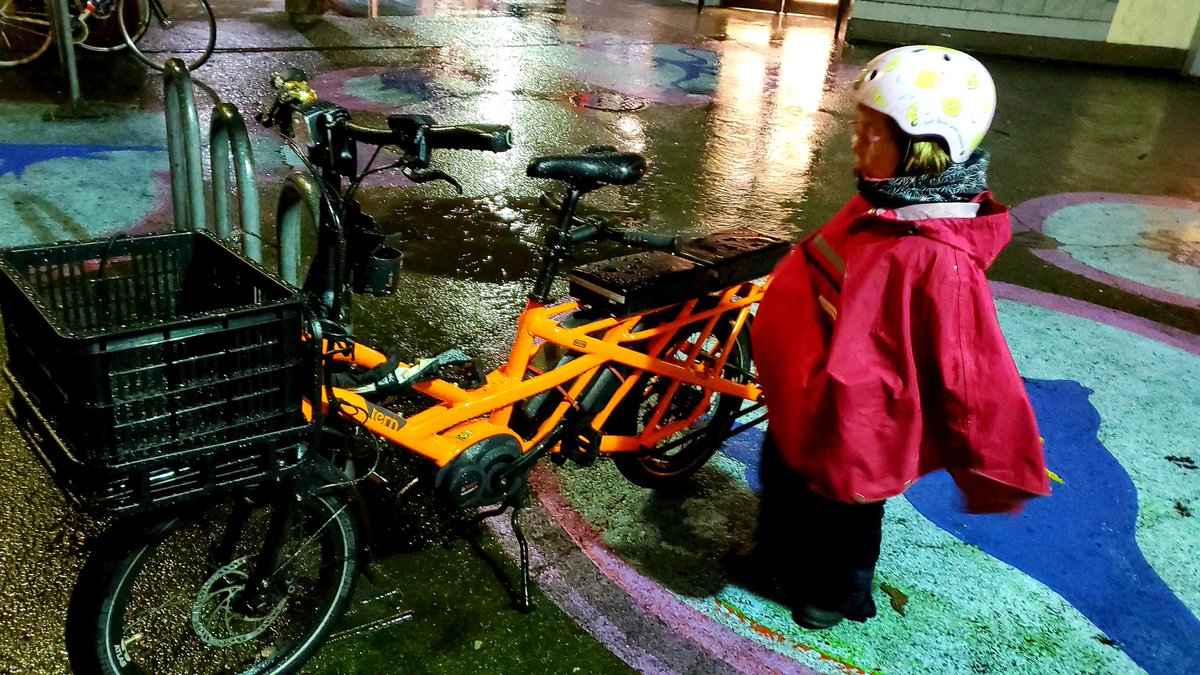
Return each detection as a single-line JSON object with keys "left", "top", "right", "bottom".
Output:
{"left": 896, "top": 135, "right": 914, "bottom": 176}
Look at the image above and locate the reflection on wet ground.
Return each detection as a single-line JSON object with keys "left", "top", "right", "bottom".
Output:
{"left": 0, "top": 0, "right": 1198, "bottom": 671}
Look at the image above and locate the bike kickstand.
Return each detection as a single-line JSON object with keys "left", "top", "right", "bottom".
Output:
{"left": 511, "top": 504, "right": 533, "bottom": 613}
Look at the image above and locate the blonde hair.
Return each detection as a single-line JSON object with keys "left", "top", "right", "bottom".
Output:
{"left": 902, "top": 139, "right": 952, "bottom": 177}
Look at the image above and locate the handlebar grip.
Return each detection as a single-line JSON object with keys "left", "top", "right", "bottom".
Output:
{"left": 425, "top": 125, "right": 513, "bottom": 153}
{"left": 612, "top": 230, "right": 678, "bottom": 252}
{"left": 344, "top": 121, "right": 396, "bottom": 146}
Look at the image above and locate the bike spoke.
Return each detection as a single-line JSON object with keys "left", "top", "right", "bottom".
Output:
{"left": 0, "top": 15, "right": 50, "bottom": 33}
{"left": 272, "top": 504, "right": 345, "bottom": 577}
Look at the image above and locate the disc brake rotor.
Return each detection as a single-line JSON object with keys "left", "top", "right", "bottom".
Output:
{"left": 191, "top": 557, "right": 289, "bottom": 648}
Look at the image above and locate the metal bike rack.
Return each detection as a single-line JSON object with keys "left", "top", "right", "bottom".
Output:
{"left": 210, "top": 102, "right": 263, "bottom": 262}
{"left": 163, "top": 59, "right": 206, "bottom": 233}
{"left": 44, "top": 0, "right": 95, "bottom": 119}
{"left": 161, "top": 58, "right": 267, "bottom": 264}
{"left": 275, "top": 172, "right": 323, "bottom": 286}
{"left": 160, "top": 58, "right": 315, "bottom": 280}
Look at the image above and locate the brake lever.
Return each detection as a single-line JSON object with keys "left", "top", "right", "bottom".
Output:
{"left": 403, "top": 167, "right": 463, "bottom": 194}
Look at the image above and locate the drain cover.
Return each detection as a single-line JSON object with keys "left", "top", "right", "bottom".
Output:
{"left": 569, "top": 91, "right": 646, "bottom": 112}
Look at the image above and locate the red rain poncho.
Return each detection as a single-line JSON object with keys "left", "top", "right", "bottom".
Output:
{"left": 751, "top": 194, "right": 1049, "bottom": 513}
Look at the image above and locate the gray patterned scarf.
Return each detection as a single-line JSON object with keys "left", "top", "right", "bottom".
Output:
{"left": 857, "top": 150, "right": 990, "bottom": 208}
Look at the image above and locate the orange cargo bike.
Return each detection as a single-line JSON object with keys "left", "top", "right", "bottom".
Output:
{"left": 0, "top": 69, "right": 787, "bottom": 674}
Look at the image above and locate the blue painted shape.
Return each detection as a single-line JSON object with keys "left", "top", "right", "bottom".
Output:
{"left": 0, "top": 143, "right": 162, "bottom": 178}
{"left": 905, "top": 378, "right": 1200, "bottom": 675}
{"left": 721, "top": 428, "right": 765, "bottom": 495}
{"left": 377, "top": 72, "right": 437, "bottom": 100}
{"left": 650, "top": 46, "right": 718, "bottom": 96}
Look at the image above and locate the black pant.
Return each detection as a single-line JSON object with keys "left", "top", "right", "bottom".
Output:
{"left": 755, "top": 433, "right": 883, "bottom": 621}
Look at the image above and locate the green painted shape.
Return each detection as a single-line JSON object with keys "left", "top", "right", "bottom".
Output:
{"left": 1043, "top": 202, "right": 1200, "bottom": 301}
{"left": 304, "top": 531, "right": 633, "bottom": 674}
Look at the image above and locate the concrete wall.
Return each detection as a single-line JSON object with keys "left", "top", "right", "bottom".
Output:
{"left": 1188, "top": 18, "right": 1200, "bottom": 76}
{"left": 852, "top": 0, "right": 1118, "bottom": 41}
{"left": 849, "top": 0, "right": 1200, "bottom": 71}
{"left": 1107, "top": 0, "right": 1200, "bottom": 49}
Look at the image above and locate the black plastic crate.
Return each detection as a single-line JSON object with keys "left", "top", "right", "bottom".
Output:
{"left": 0, "top": 231, "right": 309, "bottom": 513}
{"left": 7, "top": 370, "right": 307, "bottom": 516}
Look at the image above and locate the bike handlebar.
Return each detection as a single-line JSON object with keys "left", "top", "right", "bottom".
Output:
{"left": 343, "top": 120, "right": 513, "bottom": 153}
{"left": 342, "top": 121, "right": 394, "bottom": 146}
{"left": 426, "top": 125, "right": 514, "bottom": 153}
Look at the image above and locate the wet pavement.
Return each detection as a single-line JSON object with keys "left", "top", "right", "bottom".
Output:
{"left": 0, "top": 0, "right": 1198, "bottom": 673}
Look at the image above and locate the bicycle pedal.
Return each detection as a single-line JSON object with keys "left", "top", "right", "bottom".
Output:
{"left": 560, "top": 423, "right": 601, "bottom": 467}
{"left": 438, "top": 359, "right": 487, "bottom": 389}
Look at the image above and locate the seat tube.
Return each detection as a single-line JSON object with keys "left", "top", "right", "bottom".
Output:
{"left": 530, "top": 188, "right": 583, "bottom": 303}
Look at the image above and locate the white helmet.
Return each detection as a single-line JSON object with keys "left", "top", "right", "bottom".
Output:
{"left": 852, "top": 45, "right": 996, "bottom": 163}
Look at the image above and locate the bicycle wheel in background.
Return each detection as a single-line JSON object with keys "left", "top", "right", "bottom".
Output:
{"left": 79, "top": 0, "right": 150, "bottom": 52}
{"left": 65, "top": 490, "right": 359, "bottom": 675}
{"left": 0, "top": 0, "right": 52, "bottom": 67}
{"left": 118, "top": 0, "right": 215, "bottom": 71}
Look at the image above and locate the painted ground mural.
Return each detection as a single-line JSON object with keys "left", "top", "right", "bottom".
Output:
{"left": 0, "top": 106, "right": 169, "bottom": 247}
{"left": 309, "top": 33, "right": 719, "bottom": 113}
{"left": 551, "top": 285, "right": 1200, "bottom": 675}
{"left": 1013, "top": 193, "right": 1200, "bottom": 310}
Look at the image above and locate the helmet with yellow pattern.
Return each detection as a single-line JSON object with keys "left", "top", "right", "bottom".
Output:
{"left": 852, "top": 45, "right": 996, "bottom": 164}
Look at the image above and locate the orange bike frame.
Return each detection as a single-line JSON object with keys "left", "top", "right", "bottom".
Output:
{"left": 304, "top": 279, "right": 770, "bottom": 468}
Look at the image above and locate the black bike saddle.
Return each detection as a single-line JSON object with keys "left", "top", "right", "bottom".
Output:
{"left": 526, "top": 147, "right": 646, "bottom": 188}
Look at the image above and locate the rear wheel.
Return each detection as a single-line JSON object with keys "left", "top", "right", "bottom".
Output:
{"left": 612, "top": 315, "right": 752, "bottom": 489}
{"left": 66, "top": 489, "right": 359, "bottom": 675}
{"left": 79, "top": 0, "right": 150, "bottom": 52}
{"left": 118, "top": 0, "right": 215, "bottom": 71}
{"left": 0, "top": 0, "right": 52, "bottom": 67}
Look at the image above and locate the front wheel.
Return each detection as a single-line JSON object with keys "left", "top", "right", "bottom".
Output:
{"left": 66, "top": 489, "right": 359, "bottom": 675}
{"left": 612, "top": 315, "right": 752, "bottom": 489}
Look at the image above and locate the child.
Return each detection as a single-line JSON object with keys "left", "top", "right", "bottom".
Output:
{"left": 748, "top": 46, "right": 1050, "bottom": 629}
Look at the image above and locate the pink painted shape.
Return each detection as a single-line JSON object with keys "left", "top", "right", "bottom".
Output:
{"left": 526, "top": 467, "right": 826, "bottom": 675}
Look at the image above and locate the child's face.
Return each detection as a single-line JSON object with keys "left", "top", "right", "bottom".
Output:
{"left": 852, "top": 106, "right": 903, "bottom": 180}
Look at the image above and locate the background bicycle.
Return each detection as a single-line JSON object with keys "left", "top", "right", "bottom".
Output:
{"left": 0, "top": 0, "right": 215, "bottom": 70}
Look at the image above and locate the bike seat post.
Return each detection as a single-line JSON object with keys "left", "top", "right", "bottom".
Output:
{"left": 530, "top": 186, "right": 586, "bottom": 303}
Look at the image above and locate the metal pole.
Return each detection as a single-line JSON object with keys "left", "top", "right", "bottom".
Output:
{"left": 44, "top": 0, "right": 98, "bottom": 119}
{"left": 210, "top": 103, "right": 263, "bottom": 261}
{"left": 162, "top": 59, "right": 206, "bottom": 231}
{"left": 276, "top": 173, "right": 323, "bottom": 287}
